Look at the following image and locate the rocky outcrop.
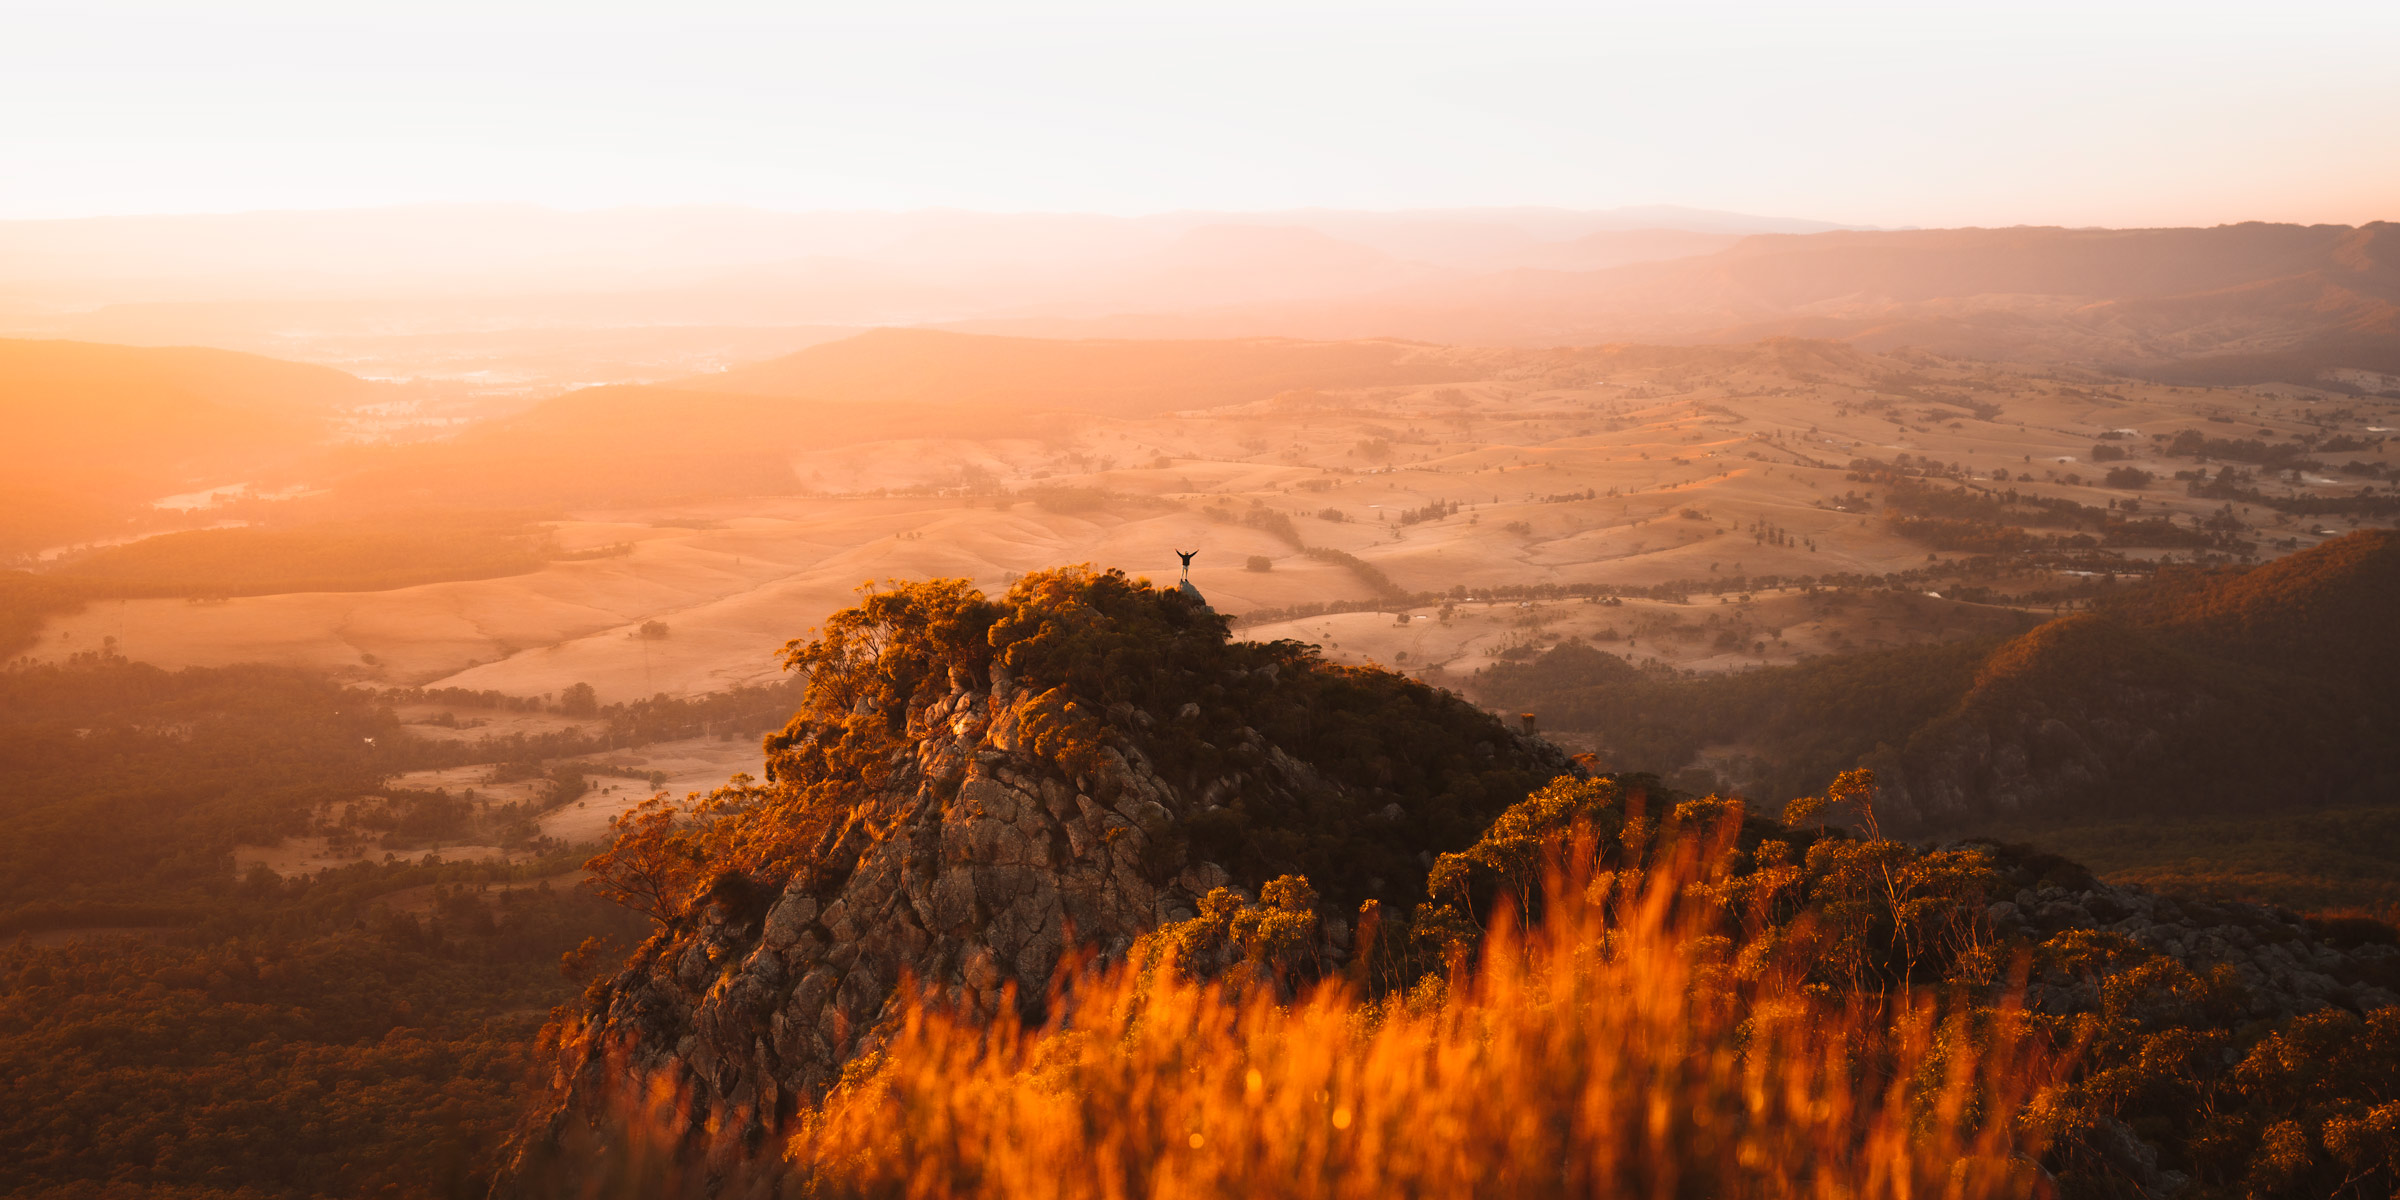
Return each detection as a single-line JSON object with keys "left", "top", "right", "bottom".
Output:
{"left": 1976, "top": 851, "right": 2400, "bottom": 1198}
{"left": 499, "top": 649, "right": 1570, "bottom": 1192}
{"left": 1986, "top": 867, "right": 2400, "bottom": 1023}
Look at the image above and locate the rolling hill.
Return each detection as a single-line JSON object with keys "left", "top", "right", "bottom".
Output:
{"left": 14, "top": 210, "right": 2394, "bottom": 392}
{"left": 0, "top": 337, "right": 376, "bottom": 475}
{"left": 327, "top": 330, "right": 1482, "bottom": 508}
{"left": 0, "top": 339, "right": 387, "bottom": 556}
{"left": 0, "top": 205, "right": 1808, "bottom": 387}
{"left": 1279, "top": 223, "right": 2400, "bottom": 385}
{"left": 1476, "top": 529, "right": 2400, "bottom": 835}
{"left": 688, "top": 327, "right": 1470, "bottom": 415}
{"left": 1880, "top": 527, "right": 2400, "bottom": 822}
{"left": 973, "top": 223, "right": 2400, "bottom": 388}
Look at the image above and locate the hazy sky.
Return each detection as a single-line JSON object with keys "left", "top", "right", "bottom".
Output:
{"left": 5, "top": 0, "right": 2395, "bottom": 228}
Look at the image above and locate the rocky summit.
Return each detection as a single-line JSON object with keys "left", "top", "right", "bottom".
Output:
{"left": 498, "top": 568, "right": 1569, "bottom": 1191}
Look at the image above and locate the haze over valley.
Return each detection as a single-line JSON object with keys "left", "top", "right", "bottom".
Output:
{"left": 8, "top": 207, "right": 2395, "bottom": 393}
{"left": 10, "top": 258, "right": 2398, "bottom": 879}
{"left": 9, "top": 3, "right": 2400, "bottom": 1196}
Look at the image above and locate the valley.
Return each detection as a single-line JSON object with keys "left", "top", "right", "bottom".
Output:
{"left": 9, "top": 329, "right": 2394, "bottom": 888}
{"left": 22, "top": 333, "right": 2395, "bottom": 703}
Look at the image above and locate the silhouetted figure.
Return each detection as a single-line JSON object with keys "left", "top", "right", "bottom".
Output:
{"left": 1173, "top": 549, "right": 1208, "bottom": 609}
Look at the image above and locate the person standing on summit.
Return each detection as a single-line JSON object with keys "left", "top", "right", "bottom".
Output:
{"left": 1174, "top": 549, "right": 1207, "bottom": 608}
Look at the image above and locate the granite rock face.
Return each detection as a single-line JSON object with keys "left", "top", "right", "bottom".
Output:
{"left": 1985, "top": 869, "right": 2400, "bottom": 1023}
{"left": 1971, "top": 854, "right": 2400, "bottom": 1197}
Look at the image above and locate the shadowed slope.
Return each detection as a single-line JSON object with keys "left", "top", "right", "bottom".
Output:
{"left": 1476, "top": 531, "right": 2400, "bottom": 828}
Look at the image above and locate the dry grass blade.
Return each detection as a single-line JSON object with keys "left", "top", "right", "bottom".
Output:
{"left": 787, "top": 836, "right": 2057, "bottom": 1199}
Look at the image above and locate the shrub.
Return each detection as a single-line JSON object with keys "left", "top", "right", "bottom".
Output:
{"left": 784, "top": 841, "right": 2050, "bottom": 1199}
{"left": 749, "top": 568, "right": 1554, "bottom": 910}
{"left": 1241, "top": 505, "right": 1302, "bottom": 547}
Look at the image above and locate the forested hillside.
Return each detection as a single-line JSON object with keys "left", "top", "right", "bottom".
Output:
{"left": 1478, "top": 530, "right": 2400, "bottom": 831}
{"left": 1, "top": 872, "right": 638, "bottom": 1200}
{"left": 0, "top": 647, "right": 826, "bottom": 1197}
{"left": 1469, "top": 530, "right": 2400, "bottom": 919}
{"left": 0, "top": 655, "right": 653, "bottom": 1197}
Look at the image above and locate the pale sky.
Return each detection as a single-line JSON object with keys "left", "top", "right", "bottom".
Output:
{"left": 4, "top": 0, "right": 2395, "bottom": 228}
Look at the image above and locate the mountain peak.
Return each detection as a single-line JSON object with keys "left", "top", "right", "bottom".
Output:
{"left": 502, "top": 567, "right": 1568, "bottom": 1188}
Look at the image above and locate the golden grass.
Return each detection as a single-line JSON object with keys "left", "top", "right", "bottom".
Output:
{"left": 785, "top": 845, "right": 2056, "bottom": 1199}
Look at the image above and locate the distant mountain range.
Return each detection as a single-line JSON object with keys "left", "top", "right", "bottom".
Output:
{"left": 4, "top": 206, "right": 2390, "bottom": 391}
{"left": 0, "top": 204, "right": 1827, "bottom": 294}
{"left": 1332, "top": 222, "right": 2400, "bottom": 384}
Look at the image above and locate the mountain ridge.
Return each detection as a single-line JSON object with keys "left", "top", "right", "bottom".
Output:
{"left": 959, "top": 222, "right": 2400, "bottom": 386}
{"left": 1473, "top": 531, "right": 2400, "bottom": 832}
{"left": 13, "top": 214, "right": 2392, "bottom": 391}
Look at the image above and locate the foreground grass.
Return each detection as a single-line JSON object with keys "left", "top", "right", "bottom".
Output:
{"left": 783, "top": 851, "right": 2052, "bottom": 1200}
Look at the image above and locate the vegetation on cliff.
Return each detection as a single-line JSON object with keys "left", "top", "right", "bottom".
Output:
{"left": 599, "top": 566, "right": 1562, "bottom": 923}
{"left": 516, "top": 567, "right": 1573, "bottom": 1193}
{"left": 527, "top": 763, "right": 2400, "bottom": 1199}
{"left": 779, "top": 772, "right": 2400, "bottom": 1199}
{"left": 793, "top": 831, "right": 2048, "bottom": 1200}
